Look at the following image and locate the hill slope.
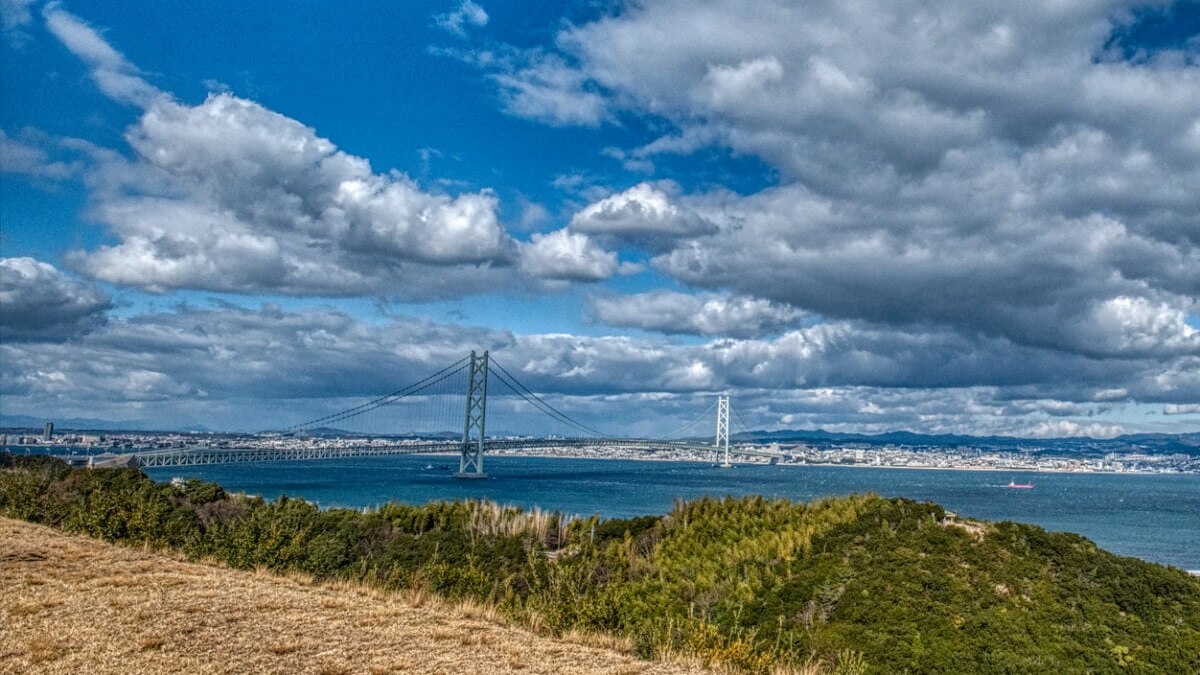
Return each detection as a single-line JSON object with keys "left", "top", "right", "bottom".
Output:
{"left": 3, "top": 454, "right": 1199, "bottom": 673}
{"left": 0, "top": 518, "right": 701, "bottom": 675}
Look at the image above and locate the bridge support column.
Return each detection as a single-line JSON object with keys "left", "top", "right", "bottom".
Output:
{"left": 456, "top": 350, "right": 489, "bottom": 479}
{"left": 716, "top": 396, "right": 731, "bottom": 468}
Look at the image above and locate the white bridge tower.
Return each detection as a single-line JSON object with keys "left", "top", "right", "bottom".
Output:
{"left": 457, "top": 350, "right": 489, "bottom": 479}
{"left": 716, "top": 395, "right": 731, "bottom": 468}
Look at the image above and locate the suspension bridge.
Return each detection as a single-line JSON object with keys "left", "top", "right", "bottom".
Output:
{"left": 107, "top": 351, "right": 781, "bottom": 475}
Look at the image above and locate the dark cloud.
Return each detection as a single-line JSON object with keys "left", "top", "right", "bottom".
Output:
{"left": 0, "top": 257, "right": 113, "bottom": 342}
{"left": 656, "top": 186, "right": 1200, "bottom": 360}
{"left": 3, "top": 302, "right": 1194, "bottom": 434}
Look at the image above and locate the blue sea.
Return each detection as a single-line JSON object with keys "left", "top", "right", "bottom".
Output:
{"left": 121, "top": 454, "right": 1200, "bottom": 572}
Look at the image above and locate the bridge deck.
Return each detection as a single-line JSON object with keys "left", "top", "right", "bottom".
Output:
{"left": 107, "top": 438, "right": 782, "bottom": 468}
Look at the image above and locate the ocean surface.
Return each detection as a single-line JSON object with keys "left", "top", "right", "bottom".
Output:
{"left": 123, "top": 454, "right": 1200, "bottom": 571}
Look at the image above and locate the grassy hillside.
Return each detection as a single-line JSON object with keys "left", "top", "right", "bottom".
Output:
{"left": 3, "top": 453, "right": 1198, "bottom": 673}
{"left": 0, "top": 517, "right": 697, "bottom": 675}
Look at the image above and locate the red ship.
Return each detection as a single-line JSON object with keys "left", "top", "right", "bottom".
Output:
{"left": 1006, "top": 480, "right": 1034, "bottom": 489}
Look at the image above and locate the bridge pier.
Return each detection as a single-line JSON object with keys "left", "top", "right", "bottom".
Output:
{"left": 456, "top": 350, "right": 489, "bottom": 479}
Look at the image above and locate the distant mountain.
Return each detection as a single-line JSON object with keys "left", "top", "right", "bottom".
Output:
{"left": 0, "top": 414, "right": 186, "bottom": 433}
{"left": 289, "top": 427, "right": 459, "bottom": 440}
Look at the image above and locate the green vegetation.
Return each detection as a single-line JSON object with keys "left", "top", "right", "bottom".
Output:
{"left": 3, "top": 453, "right": 1198, "bottom": 674}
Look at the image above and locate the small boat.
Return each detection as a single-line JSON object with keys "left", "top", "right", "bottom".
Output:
{"left": 1006, "top": 480, "right": 1034, "bottom": 489}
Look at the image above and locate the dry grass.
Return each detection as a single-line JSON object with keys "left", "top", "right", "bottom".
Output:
{"left": 0, "top": 517, "right": 705, "bottom": 674}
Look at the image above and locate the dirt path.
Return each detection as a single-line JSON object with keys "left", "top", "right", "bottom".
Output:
{"left": 0, "top": 518, "right": 704, "bottom": 674}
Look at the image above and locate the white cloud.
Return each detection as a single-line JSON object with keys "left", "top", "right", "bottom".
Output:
{"left": 519, "top": 229, "right": 618, "bottom": 281}
{"left": 37, "top": 8, "right": 553, "bottom": 299}
{"left": 0, "top": 130, "right": 82, "bottom": 179}
{"left": 43, "top": 5, "right": 164, "bottom": 106}
{"left": 590, "top": 291, "right": 803, "bottom": 338}
{"left": 434, "top": 1, "right": 489, "bottom": 37}
{"left": 654, "top": 188, "right": 1200, "bottom": 359}
{"left": 516, "top": 198, "right": 551, "bottom": 230}
{"left": 491, "top": 52, "right": 609, "bottom": 127}
{"left": 9, "top": 2, "right": 1198, "bottom": 435}
{"left": 1068, "top": 296, "right": 1200, "bottom": 358}
{"left": 703, "top": 56, "right": 785, "bottom": 109}
{"left": 1164, "top": 403, "right": 1200, "bottom": 415}
{"left": 1022, "top": 419, "right": 1125, "bottom": 439}
{"left": 569, "top": 182, "right": 716, "bottom": 250}
{"left": 69, "top": 93, "right": 517, "bottom": 297}
{"left": 471, "top": 0, "right": 1200, "bottom": 363}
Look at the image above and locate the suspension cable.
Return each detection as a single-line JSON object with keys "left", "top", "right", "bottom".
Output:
{"left": 660, "top": 397, "right": 719, "bottom": 439}
{"left": 281, "top": 356, "right": 470, "bottom": 433}
{"left": 731, "top": 403, "right": 753, "bottom": 435}
{"left": 489, "top": 359, "right": 611, "bottom": 438}
{"left": 490, "top": 368, "right": 610, "bottom": 438}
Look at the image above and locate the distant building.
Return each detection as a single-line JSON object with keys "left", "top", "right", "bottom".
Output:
{"left": 42, "top": 422, "right": 54, "bottom": 443}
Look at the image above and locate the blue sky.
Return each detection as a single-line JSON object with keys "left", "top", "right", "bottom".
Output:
{"left": 1, "top": 0, "right": 1198, "bottom": 436}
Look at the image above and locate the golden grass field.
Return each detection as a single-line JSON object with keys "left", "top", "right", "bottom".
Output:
{"left": 0, "top": 518, "right": 706, "bottom": 675}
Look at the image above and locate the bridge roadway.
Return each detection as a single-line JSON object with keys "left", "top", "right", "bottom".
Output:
{"left": 109, "top": 438, "right": 786, "bottom": 468}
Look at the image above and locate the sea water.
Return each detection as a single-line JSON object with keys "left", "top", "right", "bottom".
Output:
{"left": 126, "top": 454, "right": 1200, "bottom": 571}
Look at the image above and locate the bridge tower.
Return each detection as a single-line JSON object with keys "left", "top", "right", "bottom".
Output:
{"left": 716, "top": 395, "right": 731, "bottom": 468}
{"left": 456, "top": 350, "right": 489, "bottom": 479}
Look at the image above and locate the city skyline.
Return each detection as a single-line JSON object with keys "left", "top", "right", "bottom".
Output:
{"left": 2, "top": 0, "right": 1198, "bottom": 437}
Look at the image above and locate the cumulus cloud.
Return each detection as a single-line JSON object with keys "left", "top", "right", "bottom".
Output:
{"left": 39, "top": 6, "right": 536, "bottom": 300}
{"left": 68, "top": 94, "right": 518, "bottom": 297}
{"left": 8, "top": 2, "right": 1197, "bottom": 436}
{"left": 655, "top": 187, "right": 1200, "bottom": 359}
{"left": 477, "top": 0, "right": 1200, "bottom": 364}
{"left": 569, "top": 182, "right": 717, "bottom": 251}
{"left": 590, "top": 291, "right": 803, "bottom": 338}
{"left": 0, "top": 257, "right": 113, "bottom": 342}
{"left": 519, "top": 229, "right": 618, "bottom": 281}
